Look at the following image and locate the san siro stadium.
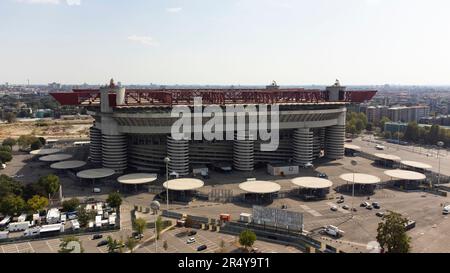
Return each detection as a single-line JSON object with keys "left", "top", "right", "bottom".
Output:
{"left": 51, "top": 80, "right": 376, "bottom": 175}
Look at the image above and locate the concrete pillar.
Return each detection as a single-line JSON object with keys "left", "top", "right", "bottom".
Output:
{"left": 233, "top": 133, "right": 254, "bottom": 172}
{"left": 89, "top": 127, "right": 102, "bottom": 164}
{"left": 167, "top": 136, "right": 189, "bottom": 176}
{"left": 293, "top": 129, "right": 313, "bottom": 165}
{"left": 313, "top": 131, "right": 321, "bottom": 160}
{"left": 325, "top": 125, "right": 345, "bottom": 159}
{"left": 102, "top": 134, "right": 127, "bottom": 172}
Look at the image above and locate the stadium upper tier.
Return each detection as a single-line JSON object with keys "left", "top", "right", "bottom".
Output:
{"left": 50, "top": 87, "right": 377, "bottom": 107}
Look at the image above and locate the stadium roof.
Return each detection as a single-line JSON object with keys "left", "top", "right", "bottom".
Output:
{"left": 344, "top": 144, "right": 361, "bottom": 151}
{"left": 30, "top": 149, "right": 61, "bottom": 156}
{"left": 400, "top": 160, "right": 432, "bottom": 170}
{"left": 374, "top": 153, "right": 401, "bottom": 162}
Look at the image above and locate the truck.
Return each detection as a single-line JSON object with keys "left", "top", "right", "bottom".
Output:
{"left": 220, "top": 214, "right": 231, "bottom": 222}
{"left": 39, "top": 224, "right": 64, "bottom": 235}
{"left": 46, "top": 208, "right": 61, "bottom": 224}
{"left": 239, "top": 213, "right": 252, "bottom": 223}
{"left": 24, "top": 227, "right": 40, "bottom": 237}
{"left": 0, "top": 231, "right": 9, "bottom": 240}
{"left": 8, "top": 221, "right": 30, "bottom": 232}
{"left": 323, "top": 225, "right": 344, "bottom": 238}
{"left": 0, "top": 216, "right": 11, "bottom": 228}
{"left": 70, "top": 219, "right": 80, "bottom": 230}
{"left": 17, "top": 213, "right": 27, "bottom": 223}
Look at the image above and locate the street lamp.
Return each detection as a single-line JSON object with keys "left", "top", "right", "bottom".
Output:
{"left": 437, "top": 141, "right": 444, "bottom": 186}
{"left": 164, "top": 157, "right": 171, "bottom": 210}
{"left": 351, "top": 160, "right": 357, "bottom": 217}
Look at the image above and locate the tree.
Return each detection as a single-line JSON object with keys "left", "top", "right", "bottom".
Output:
{"left": 0, "top": 175, "right": 24, "bottom": 198}
{"left": 38, "top": 137, "right": 46, "bottom": 146}
{"left": 17, "top": 135, "right": 39, "bottom": 150}
{"left": 404, "top": 122, "right": 419, "bottom": 142}
{"left": 106, "top": 192, "right": 122, "bottom": 208}
{"left": 59, "top": 236, "right": 84, "bottom": 253}
{"left": 30, "top": 139, "right": 43, "bottom": 151}
{"left": 366, "top": 122, "right": 373, "bottom": 132}
{"left": 5, "top": 112, "right": 16, "bottom": 123}
{"left": 77, "top": 207, "right": 96, "bottom": 227}
{"left": 62, "top": 198, "right": 80, "bottom": 212}
{"left": 380, "top": 116, "right": 391, "bottom": 132}
{"left": 155, "top": 216, "right": 163, "bottom": 239}
{"left": 239, "top": 229, "right": 257, "bottom": 251}
{"left": 0, "top": 146, "right": 12, "bottom": 153}
{"left": 376, "top": 211, "right": 411, "bottom": 253}
{"left": 27, "top": 195, "right": 49, "bottom": 212}
{"left": 219, "top": 239, "right": 226, "bottom": 253}
{"left": 0, "top": 151, "right": 12, "bottom": 163}
{"left": 0, "top": 194, "right": 26, "bottom": 215}
{"left": 163, "top": 240, "right": 168, "bottom": 251}
{"left": 38, "top": 174, "right": 60, "bottom": 196}
{"left": 106, "top": 236, "right": 124, "bottom": 253}
{"left": 2, "top": 138, "right": 17, "bottom": 148}
{"left": 126, "top": 237, "right": 138, "bottom": 253}
{"left": 133, "top": 218, "right": 147, "bottom": 235}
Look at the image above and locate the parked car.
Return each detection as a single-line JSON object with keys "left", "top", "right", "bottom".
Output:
{"left": 330, "top": 206, "right": 338, "bottom": 212}
{"left": 342, "top": 205, "right": 350, "bottom": 210}
{"left": 97, "top": 240, "right": 108, "bottom": 247}
{"left": 92, "top": 234, "right": 103, "bottom": 240}
{"left": 197, "top": 245, "right": 208, "bottom": 251}
{"left": 366, "top": 205, "right": 373, "bottom": 210}
{"left": 93, "top": 188, "right": 101, "bottom": 193}
{"left": 404, "top": 220, "right": 416, "bottom": 231}
{"left": 187, "top": 237, "right": 196, "bottom": 244}
{"left": 376, "top": 212, "right": 385, "bottom": 217}
{"left": 372, "top": 202, "right": 380, "bottom": 209}
{"left": 317, "top": 173, "right": 328, "bottom": 179}
{"left": 360, "top": 202, "right": 370, "bottom": 207}
{"left": 337, "top": 199, "right": 345, "bottom": 204}
{"left": 375, "top": 145, "right": 385, "bottom": 150}
{"left": 188, "top": 230, "right": 197, "bottom": 236}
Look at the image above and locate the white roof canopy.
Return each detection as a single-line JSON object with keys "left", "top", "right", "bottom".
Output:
{"left": 77, "top": 168, "right": 115, "bottom": 179}
{"left": 30, "top": 149, "right": 61, "bottom": 156}
{"left": 384, "top": 170, "right": 427, "bottom": 181}
{"left": 163, "top": 178, "right": 204, "bottom": 191}
{"left": 344, "top": 144, "right": 362, "bottom": 151}
{"left": 39, "top": 154, "right": 73, "bottom": 162}
{"left": 400, "top": 161, "right": 432, "bottom": 170}
{"left": 50, "top": 160, "right": 86, "bottom": 170}
{"left": 117, "top": 173, "right": 157, "bottom": 185}
{"left": 239, "top": 181, "right": 281, "bottom": 194}
{"left": 291, "top": 177, "right": 333, "bottom": 189}
{"left": 374, "top": 153, "right": 401, "bottom": 162}
{"left": 339, "top": 173, "right": 381, "bottom": 185}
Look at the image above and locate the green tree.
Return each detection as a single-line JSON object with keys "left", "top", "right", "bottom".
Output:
{"left": 106, "top": 192, "right": 122, "bottom": 208}
{"left": 380, "top": 116, "right": 391, "bottom": 132}
{"left": 0, "top": 175, "right": 24, "bottom": 198}
{"left": 155, "top": 216, "right": 163, "bottom": 239}
{"left": 133, "top": 218, "right": 147, "bottom": 235}
{"left": 0, "top": 146, "right": 12, "bottom": 153}
{"left": 38, "top": 174, "right": 60, "bottom": 196}
{"left": 125, "top": 237, "right": 138, "bottom": 253}
{"left": 5, "top": 112, "right": 16, "bottom": 123}
{"left": 59, "top": 236, "right": 84, "bottom": 253}
{"left": 106, "top": 236, "right": 124, "bottom": 253}
{"left": 0, "top": 151, "right": 12, "bottom": 163}
{"left": 376, "top": 211, "right": 411, "bottom": 253}
{"left": 2, "top": 138, "right": 17, "bottom": 148}
{"left": 30, "top": 139, "right": 43, "bottom": 151}
{"left": 27, "top": 195, "right": 49, "bottom": 212}
{"left": 0, "top": 194, "right": 26, "bottom": 215}
{"left": 62, "top": 198, "right": 80, "bottom": 212}
{"left": 239, "top": 229, "right": 257, "bottom": 251}
{"left": 404, "top": 122, "right": 419, "bottom": 142}
{"left": 77, "top": 207, "right": 96, "bottom": 227}
{"left": 17, "top": 135, "right": 39, "bottom": 150}
{"left": 38, "top": 137, "right": 46, "bottom": 146}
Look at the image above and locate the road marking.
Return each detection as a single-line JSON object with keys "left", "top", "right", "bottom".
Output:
{"left": 300, "top": 205, "right": 323, "bottom": 217}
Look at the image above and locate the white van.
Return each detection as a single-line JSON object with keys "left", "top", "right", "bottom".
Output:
{"left": 24, "top": 227, "right": 40, "bottom": 237}
{"left": 8, "top": 221, "right": 30, "bottom": 232}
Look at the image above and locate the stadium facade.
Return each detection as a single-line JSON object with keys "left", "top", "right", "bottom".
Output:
{"left": 51, "top": 80, "right": 376, "bottom": 175}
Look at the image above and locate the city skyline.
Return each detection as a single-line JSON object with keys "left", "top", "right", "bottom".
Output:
{"left": 2, "top": 0, "right": 450, "bottom": 85}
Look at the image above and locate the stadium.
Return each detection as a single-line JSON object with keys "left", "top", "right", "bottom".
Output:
{"left": 50, "top": 80, "right": 376, "bottom": 175}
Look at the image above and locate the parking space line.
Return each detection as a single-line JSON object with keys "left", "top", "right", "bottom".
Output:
{"left": 300, "top": 205, "right": 323, "bottom": 217}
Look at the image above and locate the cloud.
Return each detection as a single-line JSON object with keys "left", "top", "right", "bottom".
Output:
{"left": 166, "top": 7, "right": 182, "bottom": 13}
{"left": 15, "top": 0, "right": 82, "bottom": 5}
{"left": 127, "top": 35, "right": 159, "bottom": 47}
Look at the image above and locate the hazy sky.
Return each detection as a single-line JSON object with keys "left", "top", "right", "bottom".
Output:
{"left": 1, "top": 0, "right": 450, "bottom": 85}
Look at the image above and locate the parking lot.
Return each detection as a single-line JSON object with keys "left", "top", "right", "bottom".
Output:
{"left": 134, "top": 228, "right": 302, "bottom": 254}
